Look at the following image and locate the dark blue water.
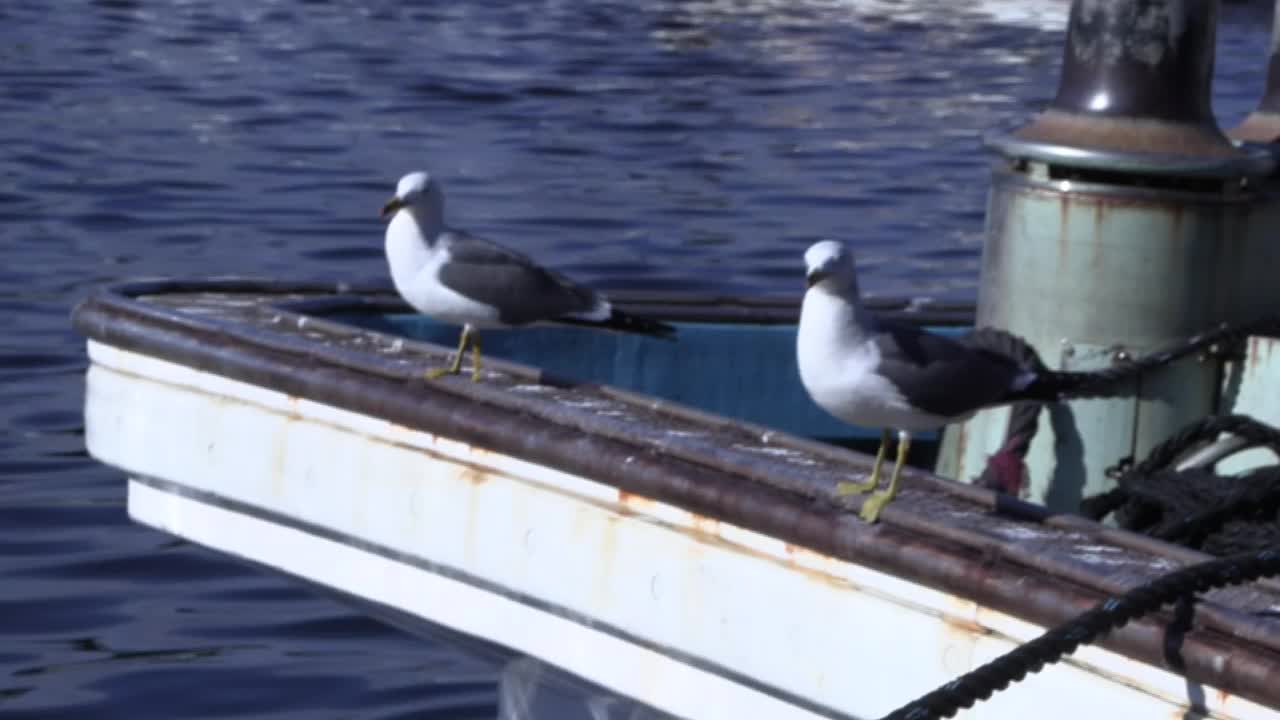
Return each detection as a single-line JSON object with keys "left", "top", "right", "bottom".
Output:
{"left": 2, "top": 0, "right": 1273, "bottom": 717}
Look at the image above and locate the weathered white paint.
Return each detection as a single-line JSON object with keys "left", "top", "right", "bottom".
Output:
{"left": 85, "top": 340, "right": 1277, "bottom": 720}
{"left": 127, "top": 480, "right": 810, "bottom": 720}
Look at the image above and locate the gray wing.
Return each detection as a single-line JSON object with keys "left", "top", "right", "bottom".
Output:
{"left": 872, "top": 321, "right": 1027, "bottom": 418}
{"left": 436, "top": 230, "right": 601, "bottom": 326}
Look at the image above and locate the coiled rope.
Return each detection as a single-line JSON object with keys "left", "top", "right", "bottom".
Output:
{"left": 1081, "top": 414, "right": 1280, "bottom": 555}
{"left": 885, "top": 318, "right": 1280, "bottom": 720}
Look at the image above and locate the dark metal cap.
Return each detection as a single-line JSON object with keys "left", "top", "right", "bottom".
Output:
{"left": 1052, "top": 0, "right": 1216, "bottom": 124}
{"left": 990, "top": 0, "right": 1272, "bottom": 178}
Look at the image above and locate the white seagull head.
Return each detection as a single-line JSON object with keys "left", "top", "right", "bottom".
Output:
{"left": 381, "top": 170, "right": 445, "bottom": 221}
{"left": 803, "top": 240, "right": 859, "bottom": 293}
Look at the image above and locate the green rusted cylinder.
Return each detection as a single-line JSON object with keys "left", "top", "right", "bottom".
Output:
{"left": 936, "top": 0, "right": 1277, "bottom": 511}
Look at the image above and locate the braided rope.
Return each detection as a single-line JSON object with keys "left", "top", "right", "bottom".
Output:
{"left": 881, "top": 548, "right": 1280, "bottom": 720}
{"left": 1034, "top": 315, "right": 1280, "bottom": 401}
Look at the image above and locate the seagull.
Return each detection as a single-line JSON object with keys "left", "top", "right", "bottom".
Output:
{"left": 380, "top": 171, "right": 675, "bottom": 381}
{"left": 796, "top": 240, "right": 1057, "bottom": 523}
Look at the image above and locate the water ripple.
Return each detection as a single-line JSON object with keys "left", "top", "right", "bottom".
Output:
{"left": 0, "top": 0, "right": 1272, "bottom": 717}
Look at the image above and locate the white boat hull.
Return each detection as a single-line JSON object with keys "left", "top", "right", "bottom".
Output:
{"left": 85, "top": 340, "right": 1276, "bottom": 720}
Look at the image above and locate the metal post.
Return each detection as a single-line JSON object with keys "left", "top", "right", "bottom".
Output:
{"left": 935, "top": 0, "right": 1275, "bottom": 511}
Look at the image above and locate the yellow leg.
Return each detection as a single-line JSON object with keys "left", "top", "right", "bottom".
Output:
{"left": 860, "top": 432, "right": 910, "bottom": 523}
{"left": 469, "top": 332, "right": 483, "bottom": 381}
{"left": 836, "top": 428, "right": 890, "bottom": 496}
{"left": 425, "top": 326, "right": 472, "bottom": 380}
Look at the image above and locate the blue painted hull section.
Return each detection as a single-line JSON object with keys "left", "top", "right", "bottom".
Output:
{"left": 350, "top": 314, "right": 966, "bottom": 443}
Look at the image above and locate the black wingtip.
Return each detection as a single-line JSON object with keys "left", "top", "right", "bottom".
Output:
{"left": 605, "top": 308, "right": 678, "bottom": 341}
{"left": 560, "top": 308, "right": 678, "bottom": 341}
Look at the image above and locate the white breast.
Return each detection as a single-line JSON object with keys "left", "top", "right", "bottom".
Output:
{"left": 797, "top": 289, "right": 952, "bottom": 433}
{"left": 384, "top": 212, "right": 504, "bottom": 328}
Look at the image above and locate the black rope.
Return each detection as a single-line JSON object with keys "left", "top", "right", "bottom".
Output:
{"left": 957, "top": 317, "right": 1280, "bottom": 519}
{"left": 1019, "top": 314, "right": 1280, "bottom": 402}
{"left": 888, "top": 321, "right": 1280, "bottom": 719}
{"left": 1144, "top": 467, "right": 1280, "bottom": 555}
{"left": 1081, "top": 415, "right": 1280, "bottom": 555}
{"left": 879, "top": 547, "right": 1280, "bottom": 720}
{"left": 951, "top": 320, "right": 1260, "bottom": 491}
{"left": 1118, "top": 414, "right": 1280, "bottom": 477}
{"left": 955, "top": 317, "right": 1279, "bottom": 448}
{"left": 1079, "top": 415, "right": 1273, "bottom": 522}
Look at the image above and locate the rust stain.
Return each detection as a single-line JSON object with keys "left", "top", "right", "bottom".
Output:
{"left": 284, "top": 394, "right": 304, "bottom": 423}
{"left": 690, "top": 514, "right": 720, "bottom": 537}
{"left": 939, "top": 613, "right": 988, "bottom": 636}
{"left": 1057, "top": 195, "right": 1071, "bottom": 266}
{"left": 598, "top": 494, "right": 860, "bottom": 593}
{"left": 357, "top": 425, "right": 508, "bottom": 492}
{"left": 938, "top": 596, "right": 987, "bottom": 675}
{"left": 458, "top": 467, "right": 490, "bottom": 486}
{"left": 779, "top": 542, "right": 863, "bottom": 590}
{"left": 783, "top": 542, "right": 801, "bottom": 563}
{"left": 616, "top": 491, "right": 721, "bottom": 542}
{"left": 788, "top": 544, "right": 833, "bottom": 568}
{"left": 1090, "top": 200, "right": 1119, "bottom": 272}
{"left": 617, "top": 489, "right": 658, "bottom": 515}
